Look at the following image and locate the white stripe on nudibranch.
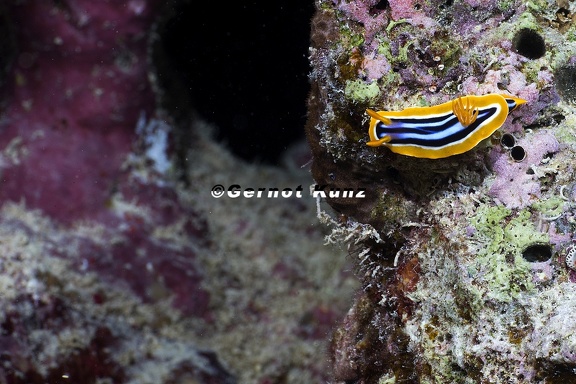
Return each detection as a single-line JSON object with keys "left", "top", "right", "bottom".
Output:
{"left": 366, "top": 94, "right": 526, "bottom": 159}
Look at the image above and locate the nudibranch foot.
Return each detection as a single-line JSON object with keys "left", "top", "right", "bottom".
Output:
{"left": 365, "top": 93, "right": 526, "bottom": 159}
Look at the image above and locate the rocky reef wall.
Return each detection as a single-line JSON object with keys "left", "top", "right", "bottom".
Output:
{"left": 305, "top": 0, "right": 576, "bottom": 382}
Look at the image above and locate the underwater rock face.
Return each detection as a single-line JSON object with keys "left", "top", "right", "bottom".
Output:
{"left": 0, "top": 2, "right": 226, "bottom": 383}
{"left": 0, "top": 2, "right": 356, "bottom": 383}
{"left": 306, "top": 0, "right": 576, "bottom": 382}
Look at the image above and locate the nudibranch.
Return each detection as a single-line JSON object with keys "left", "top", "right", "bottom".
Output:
{"left": 366, "top": 93, "right": 526, "bottom": 159}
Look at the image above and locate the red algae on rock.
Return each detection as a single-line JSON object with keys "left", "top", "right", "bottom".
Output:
{"left": 2, "top": 1, "right": 162, "bottom": 224}
{"left": 0, "top": 1, "right": 357, "bottom": 383}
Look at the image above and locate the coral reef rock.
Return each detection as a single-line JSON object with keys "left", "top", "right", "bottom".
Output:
{"left": 306, "top": 0, "right": 576, "bottom": 382}
{"left": 0, "top": 1, "right": 356, "bottom": 383}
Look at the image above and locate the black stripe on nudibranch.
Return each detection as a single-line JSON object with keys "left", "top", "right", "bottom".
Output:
{"left": 380, "top": 108, "right": 498, "bottom": 148}
{"left": 505, "top": 97, "right": 522, "bottom": 113}
{"left": 375, "top": 115, "right": 460, "bottom": 135}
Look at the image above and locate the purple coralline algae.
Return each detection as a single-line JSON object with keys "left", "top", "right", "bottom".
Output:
{"left": 0, "top": 1, "right": 356, "bottom": 383}
{"left": 306, "top": 0, "right": 576, "bottom": 382}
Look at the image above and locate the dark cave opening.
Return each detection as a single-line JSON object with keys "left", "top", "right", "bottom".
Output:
{"left": 158, "top": 1, "right": 314, "bottom": 165}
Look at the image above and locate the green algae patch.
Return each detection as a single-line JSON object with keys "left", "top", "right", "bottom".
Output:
{"left": 531, "top": 196, "right": 565, "bottom": 219}
{"left": 339, "top": 22, "right": 365, "bottom": 48}
{"left": 552, "top": 114, "right": 576, "bottom": 144}
{"left": 378, "top": 374, "right": 396, "bottom": 384}
{"left": 470, "top": 205, "right": 511, "bottom": 254}
{"left": 469, "top": 207, "right": 548, "bottom": 302}
{"left": 498, "top": 0, "right": 514, "bottom": 11}
{"left": 494, "top": 11, "right": 539, "bottom": 42}
{"left": 385, "top": 19, "right": 409, "bottom": 33}
{"left": 344, "top": 79, "right": 380, "bottom": 103}
{"left": 505, "top": 210, "right": 549, "bottom": 250}
{"left": 429, "top": 33, "right": 461, "bottom": 68}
